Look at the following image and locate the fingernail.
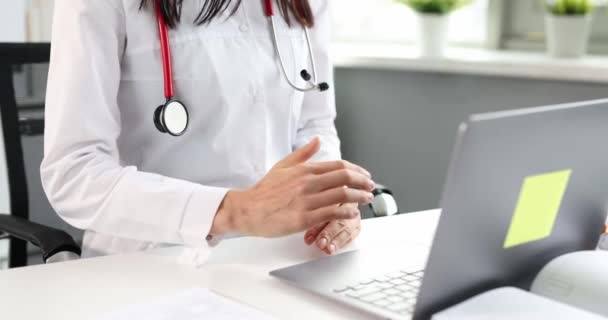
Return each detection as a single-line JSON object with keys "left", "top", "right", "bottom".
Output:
{"left": 328, "top": 243, "right": 336, "bottom": 254}
{"left": 368, "top": 180, "right": 376, "bottom": 190}
{"left": 367, "top": 193, "right": 374, "bottom": 202}
{"left": 317, "top": 238, "right": 328, "bottom": 249}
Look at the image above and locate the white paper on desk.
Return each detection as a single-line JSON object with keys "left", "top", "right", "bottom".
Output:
{"left": 94, "top": 288, "right": 276, "bottom": 320}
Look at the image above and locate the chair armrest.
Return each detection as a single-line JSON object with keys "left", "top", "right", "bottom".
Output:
{"left": 0, "top": 214, "right": 81, "bottom": 263}
{"left": 19, "top": 117, "right": 44, "bottom": 136}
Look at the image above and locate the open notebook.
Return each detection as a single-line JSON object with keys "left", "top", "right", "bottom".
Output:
{"left": 434, "top": 251, "right": 608, "bottom": 320}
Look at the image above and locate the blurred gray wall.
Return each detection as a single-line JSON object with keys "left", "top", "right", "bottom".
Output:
{"left": 20, "top": 68, "right": 608, "bottom": 240}
{"left": 334, "top": 68, "right": 608, "bottom": 214}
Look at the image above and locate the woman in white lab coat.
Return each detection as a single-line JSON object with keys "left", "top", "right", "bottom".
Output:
{"left": 41, "top": 0, "right": 375, "bottom": 258}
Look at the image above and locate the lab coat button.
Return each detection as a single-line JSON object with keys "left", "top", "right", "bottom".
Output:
{"left": 239, "top": 24, "right": 249, "bottom": 32}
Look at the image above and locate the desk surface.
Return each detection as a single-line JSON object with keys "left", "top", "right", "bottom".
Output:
{"left": 0, "top": 210, "right": 440, "bottom": 320}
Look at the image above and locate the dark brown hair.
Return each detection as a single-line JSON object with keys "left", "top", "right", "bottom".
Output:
{"left": 140, "top": 0, "right": 314, "bottom": 28}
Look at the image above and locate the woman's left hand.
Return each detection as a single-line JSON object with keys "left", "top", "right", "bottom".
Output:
{"left": 304, "top": 203, "right": 362, "bottom": 255}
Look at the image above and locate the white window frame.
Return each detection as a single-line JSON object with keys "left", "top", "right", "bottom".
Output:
{"left": 331, "top": 0, "right": 501, "bottom": 48}
{"left": 501, "top": 0, "right": 608, "bottom": 54}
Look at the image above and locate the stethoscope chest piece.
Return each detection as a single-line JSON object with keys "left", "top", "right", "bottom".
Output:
{"left": 154, "top": 100, "right": 189, "bottom": 136}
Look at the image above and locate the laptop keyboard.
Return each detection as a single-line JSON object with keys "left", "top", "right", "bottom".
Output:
{"left": 332, "top": 269, "right": 424, "bottom": 316}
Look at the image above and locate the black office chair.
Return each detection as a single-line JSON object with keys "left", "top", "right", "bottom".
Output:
{"left": 0, "top": 43, "right": 81, "bottom": 268}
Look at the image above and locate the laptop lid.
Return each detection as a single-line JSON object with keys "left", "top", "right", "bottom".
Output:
{"left": 414, "top": 99, "right": 608, "bottom": 319}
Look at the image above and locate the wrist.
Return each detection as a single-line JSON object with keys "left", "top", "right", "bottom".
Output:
{"left": 210, "top": 189, "right": 247, "bottom": 236}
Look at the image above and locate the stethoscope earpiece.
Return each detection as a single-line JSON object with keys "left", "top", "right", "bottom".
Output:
{"left": 300, "top": 69, "right": 329, "bottom": 92}
{"left": 300, "top": 70, "right": 330, "bottom": 92}
{"left": 300, "top": 70, "right": 312, "bottom": 82}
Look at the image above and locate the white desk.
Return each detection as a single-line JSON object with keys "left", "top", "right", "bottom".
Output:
{"left": 0, "top": 210, "right": 440, "bottom": 320}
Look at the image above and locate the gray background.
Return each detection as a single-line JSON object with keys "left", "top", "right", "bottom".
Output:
{"left": 335, "top": 68, "right": 608, "bottom": 214}
{"left": 13, "top": 67, "right": 608, "bottom": 261}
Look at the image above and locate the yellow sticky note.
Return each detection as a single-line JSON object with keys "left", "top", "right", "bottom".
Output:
{"left": 503, "top": 169, "right": 572, "bottom": 249}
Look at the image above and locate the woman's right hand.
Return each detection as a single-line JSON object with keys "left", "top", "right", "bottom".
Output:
{"left": 210, "top": 138, "right": 375, "bottom": 238}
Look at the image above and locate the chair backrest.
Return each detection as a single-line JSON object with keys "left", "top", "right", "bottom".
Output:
{"left": 0, "top": 43, "right": 50, "bottom": 268}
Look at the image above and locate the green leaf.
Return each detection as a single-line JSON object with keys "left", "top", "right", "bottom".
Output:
{"left": 395, "top": 0, "right": 474, "bottom": 15}
{"left": 546, "top": 0, "right": 592, "bottom": 15}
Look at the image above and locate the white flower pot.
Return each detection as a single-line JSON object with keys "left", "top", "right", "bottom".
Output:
{"left": 545, "top": 14, "right": 592, "bottom": 58}
{"left": 417, "top": 14, "right": 449, "bottom": 58}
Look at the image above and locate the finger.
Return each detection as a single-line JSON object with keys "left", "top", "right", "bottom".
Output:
{"left": 306, "top": 169, "right": 374, "bottom": 193}
{"left": 274, "top": 137, "right": 320, "bottom": 169}
{"left": 307, "top": 160, "right": 371, "bottom": 178}
{"left": 328, "top": 224, "right": 360, "bottom": 255}
{"left": 314, "top": 220, "right": 347, "bottom": 250}
{"left": 304, "top": 205, "right": 360, "bottom": 230}
{"left": 304, "top": 187, "right": 373, "bottom": 211}
{"left": 304, "top": 221, "right": 329, "bottom": 245}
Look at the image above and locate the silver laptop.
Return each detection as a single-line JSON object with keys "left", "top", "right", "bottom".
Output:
{"left": 270, "top": 99, "right": 608, "bottom": 319}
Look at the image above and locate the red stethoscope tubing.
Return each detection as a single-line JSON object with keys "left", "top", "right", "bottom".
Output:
{"left": 156, "top": 0, "right": 276, "bottom": 100}
{"left": 263, "top": 1, "right": 305, "bottom": 18}
{"left": 263, "top": 0, "right": 274, "bottom": 17}
{"left": 155, "top": 0, "right": 174, "bottom": 100}
{"left": 264, "top": 0, "right": 303, "bottom": 17}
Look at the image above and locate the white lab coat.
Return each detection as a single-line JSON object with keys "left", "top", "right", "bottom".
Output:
{"left": 41, "top": 0, "right": 340, "bottom": 258}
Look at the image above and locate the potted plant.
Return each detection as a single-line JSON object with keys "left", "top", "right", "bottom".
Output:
{"left": 396, "top": 0, "right": 473, "bottom": 57}
{"left": 545, "top": 0, "right": 593, "bottom": 58}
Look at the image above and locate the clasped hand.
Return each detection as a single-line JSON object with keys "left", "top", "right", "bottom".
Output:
{"left": 211, "top": 137, "right": 373, "bottom": 255}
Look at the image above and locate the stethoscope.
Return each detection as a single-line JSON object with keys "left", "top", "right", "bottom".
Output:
{"left": 153, "top": 0, "right": 330, "bottom": 136}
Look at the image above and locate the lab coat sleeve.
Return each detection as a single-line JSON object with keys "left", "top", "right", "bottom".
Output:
{"left": 294, "top": 0, "right": 341, "bottom": 162}
{"left": 41, "top": 0, "right": 227, "bottom": 248}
